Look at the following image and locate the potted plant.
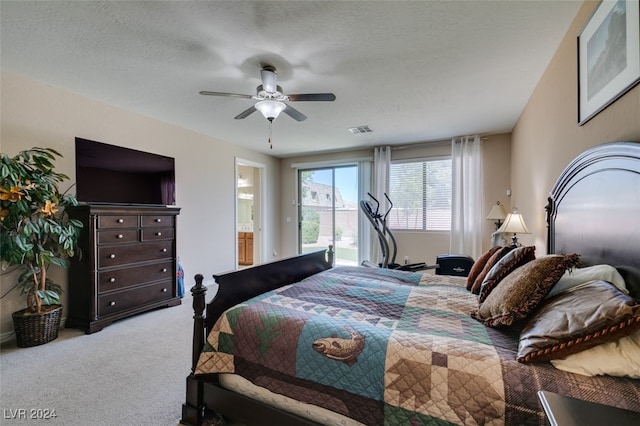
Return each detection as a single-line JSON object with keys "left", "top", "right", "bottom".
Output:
{"left": 1, "top": 147, "right": 83, "bottom": 347}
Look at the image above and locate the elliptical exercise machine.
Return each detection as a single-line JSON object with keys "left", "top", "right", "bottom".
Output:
{"left": 360, "top": 193, "right": 435, "bottom": 272}
{"left": 360, "top": 193, "right": 475, "bottom": 276}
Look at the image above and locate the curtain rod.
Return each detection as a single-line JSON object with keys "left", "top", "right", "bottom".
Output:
{"left": 389, "top": 135, "right": 488, "bottom": 151}
{"left": 387, "top": 139, "right": 450, "bottom": 151}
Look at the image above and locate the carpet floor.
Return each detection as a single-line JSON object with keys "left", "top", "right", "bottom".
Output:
{"left": 1, "top": 288, "right": 210, "bottom": 426}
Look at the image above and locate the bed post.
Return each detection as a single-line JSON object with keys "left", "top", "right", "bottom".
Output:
{"left": 182, "top": 274, "right": 207, "bottom": 426}
{"left": 545, "top": 196, "right": 556, "bottom": 255}
{"left": 191, "top": 273, "right": 207, "bottom": 372}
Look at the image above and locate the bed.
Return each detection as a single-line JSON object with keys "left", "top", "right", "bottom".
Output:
{"left": 181, "top": 141, "right": 640, "bottom": 425}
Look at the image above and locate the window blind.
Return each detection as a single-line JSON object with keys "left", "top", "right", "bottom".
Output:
{"left": 388, "top": 158, "right": 452, "bottom": 231}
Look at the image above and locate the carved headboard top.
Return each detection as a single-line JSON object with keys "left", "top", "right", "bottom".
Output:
{"left": 546, "top": 141, "right": 640, "bottom": 300}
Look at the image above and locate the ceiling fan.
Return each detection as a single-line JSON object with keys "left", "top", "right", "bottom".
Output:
{"left": 199, "top": 65, "right": 336, "bottom": 123}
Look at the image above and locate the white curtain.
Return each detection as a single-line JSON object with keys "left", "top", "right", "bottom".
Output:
{"left": 370, "top": 146, "right": 391, "bottom": 264}
{"left": 451, "top": 136, "right": 483, "bottom": 259}
{"left": 357, "top": 160, "right": 373, "bottom": 265}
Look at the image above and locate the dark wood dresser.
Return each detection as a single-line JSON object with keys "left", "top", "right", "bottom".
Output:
{"left": 66, "top": 204, "right": 181, "bottom": 333}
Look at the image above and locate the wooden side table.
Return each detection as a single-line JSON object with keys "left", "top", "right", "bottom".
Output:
{"left": 537, "top": 391, "right": 640, "bottom": 426}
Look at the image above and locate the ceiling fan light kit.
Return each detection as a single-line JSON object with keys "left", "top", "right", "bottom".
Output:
{"left": 199, "top": 65, "right": 336, "bottom": 148}
{"left": 255, "top": 100, "right": 286, "bottom": 121}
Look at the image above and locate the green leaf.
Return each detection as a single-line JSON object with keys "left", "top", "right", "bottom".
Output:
{"left": 37, "top": 289, "right": 60, "bottom": 305}
{"left": 1, "top": 147, "right": 82, "bottom": 304}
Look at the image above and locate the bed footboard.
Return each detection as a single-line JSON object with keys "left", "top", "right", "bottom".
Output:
{"left": 206, "top": 247, "right": 334, "bottom": 334}
{"left": 182, "top": 247, "right": 333, "bottom": 425}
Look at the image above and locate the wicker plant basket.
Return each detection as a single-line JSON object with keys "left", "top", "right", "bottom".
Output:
{"left": 12, "top": 305, "right": 63, "bottom": 348}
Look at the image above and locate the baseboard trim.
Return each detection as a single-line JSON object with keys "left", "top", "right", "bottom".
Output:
{"left": 0, "top": 329, "right": 16, "bottom": 344}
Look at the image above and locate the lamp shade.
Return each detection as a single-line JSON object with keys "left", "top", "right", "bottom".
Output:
{"left": 255, "top": 100, "right": 286, "bottom": 120}
{"left": 486, "top": 203, "right": 507, "bottom": 221}
{"left": 497, "top": 212, "right": 531, "bottom": 235}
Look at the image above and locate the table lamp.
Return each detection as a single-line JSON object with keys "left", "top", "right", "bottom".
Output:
{"left": 486, "top": 201, "right": 507, "bottom": 231}
{"left": 497, "top": 209, "right": 531, "bottom": 246}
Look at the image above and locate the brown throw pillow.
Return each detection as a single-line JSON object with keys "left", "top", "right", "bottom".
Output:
{"left": 472, "top": 253, "right": 580, "bottom": 327}
{"left": 469, "top": 246, "right": 514, "bottom": 294}
{"left": 517, "top": 280, "right": 640, "bottom": 363}
{"left": 466, "top": 246, "right": 501, "bottom": 291}
{"left": 478, "top": 246, "right": 536, "bottom": 303}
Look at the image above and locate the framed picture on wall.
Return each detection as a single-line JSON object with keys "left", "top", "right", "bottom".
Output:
{"left": 578, "top": 0, "right": 640, "bottom": 125}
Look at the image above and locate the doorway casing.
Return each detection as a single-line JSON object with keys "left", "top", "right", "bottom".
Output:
{"left": 235, "top": 158, "right": 266, "bottom": 268}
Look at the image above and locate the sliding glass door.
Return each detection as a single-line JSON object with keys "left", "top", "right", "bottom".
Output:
{"left": 298, "top": 166, "right": 360, "bottom": 265}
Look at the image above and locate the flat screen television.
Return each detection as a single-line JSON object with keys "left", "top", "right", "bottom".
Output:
{"left": 75, "top": 138, "right": 175, "bottom": 206}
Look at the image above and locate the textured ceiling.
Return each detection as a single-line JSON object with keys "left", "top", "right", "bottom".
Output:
{"left": 1, "top": 1, "right": 582, "bottom": 157}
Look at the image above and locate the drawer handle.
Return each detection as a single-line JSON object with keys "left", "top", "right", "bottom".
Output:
{"left": 109, "top": 301, "right": 116, "bottom": 306}
{"left": 109, "top": 278, "right": 116, "bottom": 283}
{"left": 161, "top": 288, "right": 168, "bottom": 293}
{"left": 117, "top": 219, "right": 124, "bottom": 223}
{"left": 161, "top": 268, "right": 167, "bottom": 273}
{"left": 109, "top": 254, "right": 116, "bottom": 259}
{"left": 155, "top": 218, "right": 162, "bottom": 223}
{"left": 117, "top": 234, "right": 124, "bottom": 239}
{"left": 162, "top": 248, "right": 167, "bottom": 253}
{"left": 156, "top": 232, "right": 162, "bottom": 236}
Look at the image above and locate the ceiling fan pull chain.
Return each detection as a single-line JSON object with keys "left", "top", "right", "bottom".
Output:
{"left": 268, "top": 120, "right": 273, "bottom": 149}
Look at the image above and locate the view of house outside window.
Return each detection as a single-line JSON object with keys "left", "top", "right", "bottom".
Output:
{"left": 299, "top": 167, "right": 359, "bottom": 265}
{"left": 388, "top": 158, "right": 452, "bottom": 231}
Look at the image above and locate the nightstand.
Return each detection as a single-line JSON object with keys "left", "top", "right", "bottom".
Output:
{"left": 537, "top": 391, "right": 640, "bottom": 426}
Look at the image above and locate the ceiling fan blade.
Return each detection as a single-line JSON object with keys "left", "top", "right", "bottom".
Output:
{"left": 199, "top": 91, "right": 253, "bottom": 99}
{"left": 287, "top": 93, "right": 336, "bottom": 102}
{"left": 260, "top": 68, "right": 278, "bottom": 93}
{"left": 234, "top": 105, "right": 257, "bottom": 119}
{"left": 283, "top": 105, "right": 307, "bottom": 121}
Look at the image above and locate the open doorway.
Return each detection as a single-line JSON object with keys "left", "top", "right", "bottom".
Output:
{"left": 236, "top": 159, "right": 265, "bottom": 269}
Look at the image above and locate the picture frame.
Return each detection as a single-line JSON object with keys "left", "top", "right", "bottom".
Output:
{"left": 578, "top": 0, "right": 640, "bottom": 125}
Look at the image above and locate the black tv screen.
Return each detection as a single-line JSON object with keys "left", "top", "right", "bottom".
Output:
{"left": 75, "top": 138, "right": 175, "bottom": 206}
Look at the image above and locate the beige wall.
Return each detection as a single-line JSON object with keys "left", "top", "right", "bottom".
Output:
{"left": 0, "top": 71, "right": 281, "bottom": 336}
{"left": 511, "top": 0, "right": 640, "bottom": 256}
{"left": 480, "top": 134, "right": 511, "bottom": 252}
{"left": 279, "top": 136, "right": 511, "bottom": 265}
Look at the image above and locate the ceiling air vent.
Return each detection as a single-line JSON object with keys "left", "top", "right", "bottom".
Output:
{"left": 348, "top": 125, "right": 373, "bottom": 134}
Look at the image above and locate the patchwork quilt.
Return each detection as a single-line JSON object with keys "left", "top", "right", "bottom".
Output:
{"left": 195, "top": 266, "right": 640, "bottom": 425}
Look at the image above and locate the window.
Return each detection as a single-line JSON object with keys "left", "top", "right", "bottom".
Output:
{"left": 388, "top": 157, "right": 452, "bottom": 231}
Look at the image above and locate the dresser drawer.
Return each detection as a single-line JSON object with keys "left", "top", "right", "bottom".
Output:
{"left": 98, "top": 241, "right": 173, "bottom": 268}
{"left": 142, "top": 227, "right": 175, "bottom": 241}
{"left": 97, "top": 215, "right": 138, "bottom": 229}
{"left": 98, "top": 281, "right": 174, "bottom": 316}
{"left": 141, "top": 215, "right": 174, "bottom": 228}
{"left": 98, "top": 229, "right": 139, "bottom": 245}
{"left": 98, "top": 261, "right": 174, "bottom": 293}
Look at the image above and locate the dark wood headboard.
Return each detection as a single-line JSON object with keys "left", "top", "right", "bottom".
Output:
{"left": 546, "top": 141, "right": 640, "bottom": 300}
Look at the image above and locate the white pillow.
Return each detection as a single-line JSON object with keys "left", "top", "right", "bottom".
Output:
{"left": 546, "top": 264, "right": 627, "bottom": 298}
{"left": 550, "top": 330, "right": 640, "bottom": 378}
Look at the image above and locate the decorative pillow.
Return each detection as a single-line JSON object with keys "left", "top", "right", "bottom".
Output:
{"left": 478, "top": 246, "right": 536, "bottom": 303}
{"left": 469, "top": 246, "right": 514, "bottom": 295}
{"left": 550, "top": 329, "right": 640, "bottom": 378}
{"left": 546, "top": 264, "right": 627, "bottom": 299}
{"left": 472, "top": 253, "right": 580, "bottom": 328}
{"left": 517, "top": 280, "right": 640, "bottom": 363}
{"left": 466, "top": 246, "right": 501, "bottom": 291}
